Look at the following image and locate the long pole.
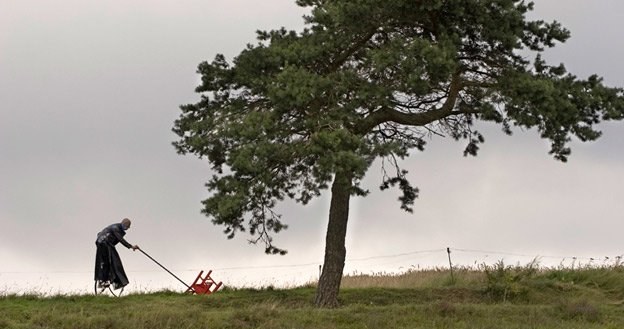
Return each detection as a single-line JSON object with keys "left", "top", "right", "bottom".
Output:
{"left": 138, "top": 249, "right": 192, "bottom": 290}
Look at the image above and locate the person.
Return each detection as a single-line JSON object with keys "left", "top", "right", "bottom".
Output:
{"left": 94, "top": 218, "right": 139, "bottom": 290}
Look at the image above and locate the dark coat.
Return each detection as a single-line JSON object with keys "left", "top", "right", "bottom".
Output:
{"left": 96, "top": 223, "right": 133, "bottom": 249}
{"left": 94, "top": 223, "right": 132, "bottom": 289}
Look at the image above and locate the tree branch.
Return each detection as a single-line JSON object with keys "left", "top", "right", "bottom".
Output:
{"left": 326, "top": 28, "right": 378, "bottom": 73}
{"left": 357, "top": 72, "right": 463, "bottom": 132}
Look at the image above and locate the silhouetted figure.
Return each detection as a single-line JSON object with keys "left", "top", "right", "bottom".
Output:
{"left": 94, "top": 218, "right": 139, "bottom": 290}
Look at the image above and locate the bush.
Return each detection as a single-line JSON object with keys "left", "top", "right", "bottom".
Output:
{"left": 483, "top": 259, "right": 539, "bottom": 302}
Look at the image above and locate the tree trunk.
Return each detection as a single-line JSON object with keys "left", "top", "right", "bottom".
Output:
{"left": 315, "top": 171, "right": 352, "bottom": 307}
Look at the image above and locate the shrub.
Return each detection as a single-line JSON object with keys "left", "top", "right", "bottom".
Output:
{"left": 483, "top": 259, "right": 539, "bottom": 302}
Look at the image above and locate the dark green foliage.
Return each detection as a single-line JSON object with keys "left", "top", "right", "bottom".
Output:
{"left": 173, "top": 0, "right": 624, "bottom": 255}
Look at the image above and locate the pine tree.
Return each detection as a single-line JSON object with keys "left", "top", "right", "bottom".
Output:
{"left": 173, "top": 0, "right": 624, "bottom": 307}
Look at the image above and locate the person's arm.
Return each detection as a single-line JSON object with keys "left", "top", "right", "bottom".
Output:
{"left": 110, "top": 226, "right": 134, "bottom": 249}
{"left": 119, "top": 237, "right": 134, "bottom": 249}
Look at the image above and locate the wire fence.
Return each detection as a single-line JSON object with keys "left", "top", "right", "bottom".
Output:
{"left": 3, "top": 247, "right": 621, "bottom": 272}
{"left": 1, "top": 247, "right": 623, "bottom": 295}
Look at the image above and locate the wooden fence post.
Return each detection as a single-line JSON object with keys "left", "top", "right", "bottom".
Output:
{"left": 447, "top": 247, "right": 455, "bottom": 283}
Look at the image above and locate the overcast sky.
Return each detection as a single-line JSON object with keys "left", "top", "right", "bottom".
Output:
{"left": 1, "top": 1, "right": 623, "bottom": 295}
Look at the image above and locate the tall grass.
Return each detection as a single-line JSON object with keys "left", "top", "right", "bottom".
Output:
{"left": 341, "top": 266, "right": 485, "bottom": 289}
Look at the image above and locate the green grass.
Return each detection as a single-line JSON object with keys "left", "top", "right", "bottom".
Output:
{"left": 2, "top": 264, "right": 624, "bottom": 328}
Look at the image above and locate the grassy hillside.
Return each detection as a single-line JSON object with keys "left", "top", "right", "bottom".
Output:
{"left": 2, "top": 263, "right": 624, "bottom": 328}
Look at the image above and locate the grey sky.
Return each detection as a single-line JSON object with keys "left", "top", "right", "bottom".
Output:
{"left": 1, "top": 1, "right": 623, "bottom": 294}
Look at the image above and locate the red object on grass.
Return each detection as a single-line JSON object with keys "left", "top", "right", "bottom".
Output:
{"left": 186, "top": 270, "right": 223, "bottom": 295}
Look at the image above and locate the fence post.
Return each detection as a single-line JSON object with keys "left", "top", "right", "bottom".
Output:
{"left": 447, "top": 247, "right": 455, "bottom": 283}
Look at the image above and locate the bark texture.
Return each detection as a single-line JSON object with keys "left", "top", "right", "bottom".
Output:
{"left": 315, "top": 171, "right": 352, "bottom": 307}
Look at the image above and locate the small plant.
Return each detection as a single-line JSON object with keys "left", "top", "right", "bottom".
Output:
{"left": 483, "top": 259, "right": 539, "bottom": 302}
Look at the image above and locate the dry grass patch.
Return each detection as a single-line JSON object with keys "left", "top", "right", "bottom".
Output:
{"left": 341, "top": 267, "right": 486, "bottom": 289}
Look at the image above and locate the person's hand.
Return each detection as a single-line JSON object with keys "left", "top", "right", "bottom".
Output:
{"left": 132, "top": 245, "right": 140, "bottom": 251}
